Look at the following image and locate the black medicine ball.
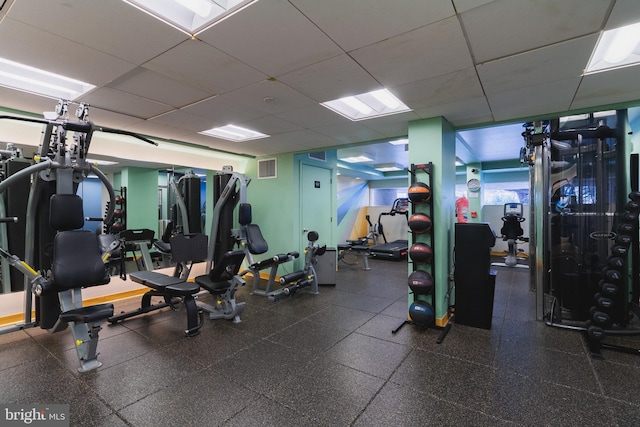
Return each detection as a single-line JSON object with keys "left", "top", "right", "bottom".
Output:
{"left": 408, "top": 270, "right": 434, "bottom": 295}
{"left": 409, "top": 301, "right": 434, "bottom": 327}
{"left": 408, "top": 182, "right": 431, "bottom": 204}
{"left": 408, "top": 213, "right": 432, "bottom": 234}
{"left": 409, "top": 242, "right": 433, "bottom": 264}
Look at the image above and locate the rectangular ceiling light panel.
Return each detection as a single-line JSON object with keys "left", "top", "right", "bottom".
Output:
{"left": 374, "top": 163, "right": 403, "bottom": 172}
{"left": 122, "top": 0, "right": 258, "bottom": 36}
{"left": 199, "top": 124, "right": 269, "bottom": 141}
{"left": 585, "top": 22, "right": 640, "bottom": 74}
{"left": 341, "top": 155, "right": 374, "bottom": 163}
{"left": 321, "top": 88, "right": 411, "bottom": 121}
{"left": 0, "top": 57, "right": 95, "bottom": 100}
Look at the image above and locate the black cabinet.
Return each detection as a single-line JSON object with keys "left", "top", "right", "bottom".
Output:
{"left": 454, "top": 222, "right": 497, "bottom": 329}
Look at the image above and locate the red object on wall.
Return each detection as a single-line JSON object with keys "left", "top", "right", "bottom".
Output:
{"left": 456, "top": 196, "right": 469, "bottom": 223}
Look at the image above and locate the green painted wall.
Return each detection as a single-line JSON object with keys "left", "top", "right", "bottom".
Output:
{"left": 120, "top": 167, "right": 158, "bottom": 233}
{"left": 408, "top": 117, "right": 456, "bottom": 324}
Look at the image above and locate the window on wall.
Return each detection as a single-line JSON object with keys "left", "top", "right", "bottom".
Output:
{"left": 370, "top": 188, "right": 407, "bottom": 206}
{"left": 482, "top": 181, "right": 529, "bottom": 205}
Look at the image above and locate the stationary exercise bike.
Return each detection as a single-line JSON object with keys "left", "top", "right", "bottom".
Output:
{"left": 496, "top": 203, "right": 528, "bottom": 268}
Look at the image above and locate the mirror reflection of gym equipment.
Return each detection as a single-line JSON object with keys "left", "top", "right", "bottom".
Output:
{"left": 338, "top": 198, "right": 409, "bottom": 270}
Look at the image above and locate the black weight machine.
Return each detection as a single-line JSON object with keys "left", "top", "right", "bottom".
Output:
{"left": 0, "top": 100, "right": 155, "bottom": 371}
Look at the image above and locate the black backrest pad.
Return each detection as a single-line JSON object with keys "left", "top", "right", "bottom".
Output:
{"left": 50, "top": 194, "right": 84, "bottom": 231}
{"left": 209, "top": 250, "right": 245, "bottom": 282}
{"left": 52, "top": 230, "right": 108, "bottom": 290}
{"left": 245, "top": 224, "right": 269, "bottom": 254}
{"left": 238, "top": 203, "right": 252, "bottom": 226}
{"left": 170, "top": 233, "right": 208, "bottom": 263}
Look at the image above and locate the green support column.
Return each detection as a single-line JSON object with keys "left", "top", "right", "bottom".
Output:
{"left": 119, "top": 167, "right": 159, "bottom": 233}
{"left": 408, "top": 117, "right": 456, "bottom": 326}
{"left": 466, "top": 163, "right": 482, "bottom": 222}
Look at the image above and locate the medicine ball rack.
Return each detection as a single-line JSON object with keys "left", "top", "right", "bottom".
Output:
{"left": 105, "top": 186, "right": 126, "bottom": 234}
{"left": 393, "top": 162, "right": 452, "bottom": 343}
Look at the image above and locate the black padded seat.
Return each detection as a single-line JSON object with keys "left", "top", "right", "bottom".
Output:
{"left": 195, "top": 250, "right": 245, "bottom": 294}
{"left": 338, "top": 243, "right": 370, "bottom": 252}
{"left": 60, "top": 303, "right": 114, "bottom": 324}
{"left": 153, "top": 240, "right": 171, "bottom": 253}
{"left": 129, "top": 270, "right": 184, "bottom": 289}
{"left": 165, "top": 281, "right": 200, "bottom": 296}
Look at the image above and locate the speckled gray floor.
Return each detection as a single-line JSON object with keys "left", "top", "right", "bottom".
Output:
{"left": 1, "top": 257, "right": 639, "bottom": 426}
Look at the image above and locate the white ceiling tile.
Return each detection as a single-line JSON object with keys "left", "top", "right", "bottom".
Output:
{"left": 604, "top": 0, "right": 640, "bottom": 29}
{"left": 143, "top": 40, "right": 266, "bottom": 94}
{"left": 572, "top": 65, "right": 640, "bottom": 110}
{"left": 7, "top": 0, "right": 186, "bottom": 64}
{"left": 350, "top": 16, "right": 473, "bottom": 87}
{"left": 276, "top": 104, "right": 350, "bottom": 129}
{"left": 178, "top": 96, "right": 265, "bottom": 128}
{"left": 313, "top": 122, "right": 385, "bottom": 144}
{"left": 240, "top": 130, "right": 336, "bottom": 155}
{"left": 290, "top": 0, "right": 455, "bottom": 51}
{"left": 452, "top": 0, "right": 495, "bottom": 13}
{"left": 149, "top": 109, "right": 221, "bottom": 132}
{"left": 80, "top": 88, "right": 174, "bottom": 119}
{"left": 107, "top": 68, "right": 212, "bottom": 108}
{"left": 393, "top": 68, "right": 484, "bottom": 111}
{"left": 197, "top": 0, "right": 343, "bottom": 77}
{"left": 221, "top": 80, "right": 315, "bottom": 115}
{"left": 0, "top": 18, "right": 136, "bottom": 86}
{"left": 414, "top": 97, "right": 493, "bottom": 127}
{"left": 477, "top": 35, "right": 598, "bottom": 94}
{"left": 362, "top": 111, "right": 421, "bottom": 138}
{"left": 487, "top": 78, "right": 581, "bottom": 122}
{"left": 461, "top": 0, "right": 611, "bottom": 63}
{"left": 236, "top": 115, "right": 303, "bottom": 136}
{"left": 277, "top": 54, "right": 380, "bottom": 102}
{"left": 123, "top": 120, "right": 194, "bottom": 143}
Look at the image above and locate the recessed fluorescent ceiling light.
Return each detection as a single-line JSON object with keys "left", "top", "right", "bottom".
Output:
{"left": 122, "top": 0, "right": 258, "bottom": 36}
{"left": 374, "top": 163, "right": 403, "bottom": 172}
{"left": 341, "top": 155, "right": 374, "bottom": 163}
{"left": 199, "top": 124, "right": 269, "bottom": 142}
{"left": 388, "top": 138, "right": 408, "bottom": 145}
{"left": 321, "top": 89, "right": 411, "bottom": 121}
{"left": 585, "top": 22, "right": 640, "bottom": 74}
{"left": 0, "top": 57, "right": 95, "bottom": 100}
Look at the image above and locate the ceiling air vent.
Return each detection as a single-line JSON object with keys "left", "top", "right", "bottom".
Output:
{"left": 258, "top": 158, "right": 277, "bottom": 179}
{"left": 309, "top": 151, "right": 326, "bottom": 161}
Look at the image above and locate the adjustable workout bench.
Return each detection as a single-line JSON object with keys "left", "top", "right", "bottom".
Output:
{"left": 338, "top": 239, "right": 372, "bottom": 270}
{"left": 109, "top": 233, "right": 206, "bottom": 336}
{"left": 109, "top": 234, "right": 247, "bottom": 334}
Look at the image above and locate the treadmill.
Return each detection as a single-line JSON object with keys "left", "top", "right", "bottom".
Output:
{"left": 369, "top": 198, "right": 409, "bottom": 260}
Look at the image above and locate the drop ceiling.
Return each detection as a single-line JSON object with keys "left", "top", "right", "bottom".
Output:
{"left": 0, "top": 0, "right": 639, "bottom": 175}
